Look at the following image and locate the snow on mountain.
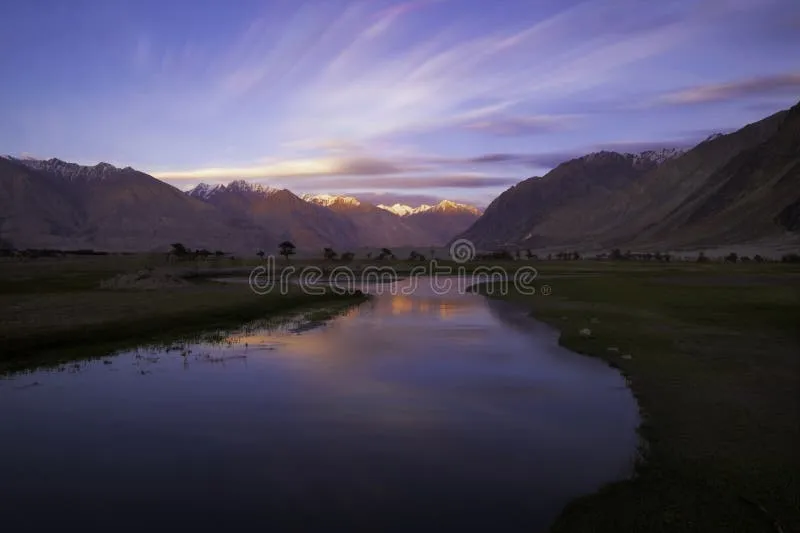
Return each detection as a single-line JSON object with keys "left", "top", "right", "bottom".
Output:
{"left": 427, "top": 199, "right": 482, "bottom": 215}
{"left": 378, "top": 200, "right": 481, "bottom": 216}
{"left": 302, "top": 193, "right": 361, "bottom": 208}
{"left": 188, "top": 180, "right": 278, "bottom": 199}
{"left": 187, "top": 183, "right": 223, "bottom": 200}
{"left": 377, "top": 203, "right": 433, "bottom": 216}
{"left": 631, "top": 148, "right": 685, "bottom": 166}
{"left": 13, "top": 157, "right": 135, "bottom": 181}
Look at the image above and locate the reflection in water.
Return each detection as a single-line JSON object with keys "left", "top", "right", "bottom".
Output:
{"left": 0, "top": 278, "right": 639, "bottom": 532}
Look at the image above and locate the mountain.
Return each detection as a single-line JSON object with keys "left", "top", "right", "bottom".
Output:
{"left": 0, "top": 157, "right": 268, "bottom": 252}
{"left": 302, "top": 194, "right": 437, "bottom": 247}
{"left": 404, "top": 200, "right": 482, "bottom": 246}
{"left": 377, "top": 203, "right": 431, "bottom": 216}
{"left": 188, "top": 182, "right": 359, "bottom": 250}
{"left": 457, "top": 103, "right": 800, "bottom": 251}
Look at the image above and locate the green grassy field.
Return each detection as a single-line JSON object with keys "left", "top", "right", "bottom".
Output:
{"left": 476, "top": 261, "right": 800, "bottom": 532}
{"left": 0, "top": 255, "right": 369, "bottom": 373}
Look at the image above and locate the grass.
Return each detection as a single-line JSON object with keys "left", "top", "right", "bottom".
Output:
{"left": 0, "top": 256, "right": 369, "bottom": 374}
{"left": 476, "top": 262, "right": 800, "bottom": 532}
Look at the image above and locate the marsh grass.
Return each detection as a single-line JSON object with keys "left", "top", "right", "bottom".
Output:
{"left": 476, "top": 263, "right": 800, "bottom": 532}
{"left": 0, "top": 256, "right": 369, "bottom": 374}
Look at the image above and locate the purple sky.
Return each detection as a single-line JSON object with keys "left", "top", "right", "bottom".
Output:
{"left": 2, "top": 0, "right": 799, "bottom": 207}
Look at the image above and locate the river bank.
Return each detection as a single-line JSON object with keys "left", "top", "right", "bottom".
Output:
{"left": 476, "top": 263, "right": 800, "bottom": 532}
{"left": 0, "top": 258, "right": 368, "bottom": 374}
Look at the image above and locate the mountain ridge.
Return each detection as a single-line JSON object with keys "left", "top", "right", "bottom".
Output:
{"left": 457, "top": 104, "right": 799, "bottom": 251}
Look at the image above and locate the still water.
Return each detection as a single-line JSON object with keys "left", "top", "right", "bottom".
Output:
{"left": 0, "top": 279, "right": 639, "bottom": 532}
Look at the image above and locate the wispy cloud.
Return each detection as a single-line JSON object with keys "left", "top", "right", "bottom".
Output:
{"left": 659, "top": 73, "right": 800, "bottom": 105}
{"left": 463, "top": 114, "right": 580, "bottom": 136}
{"left": 287, "top": 174, "right": 520, "bottom": 190}
{"left": 152, "top": 155, "right": 421, "bottom": 181}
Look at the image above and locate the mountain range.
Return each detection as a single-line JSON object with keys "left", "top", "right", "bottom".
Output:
{"left": 457, "top": 101, "right": 800, "bottom": 252}
{"left": 0, "top": 159, "right": 481, "bottom": 253}
{"left": 2, "top": 102, "right": 797, "bottom": 255}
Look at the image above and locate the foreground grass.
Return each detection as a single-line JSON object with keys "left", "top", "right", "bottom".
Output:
{"left": 477, "top": 263, "right": 800, "bottom": 532}
{"left": 0, "top": 257, "right": 368, "bottom": 374}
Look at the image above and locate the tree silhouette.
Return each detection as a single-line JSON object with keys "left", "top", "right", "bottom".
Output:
{"left": 257, "top": 250, "right": 265, "bottom": 260}
{"left": 697, "top": 251, "right": 709, "bottom": 263}
{"left": 725, "top": 252, "right": 738, "bottom": 263}
{"left": 323, "top": 247, "right": 338, "bottom": 261}
{"left": 377, "top": 248, "right": 395, "bottom": 260}
{"left": 341, "top": 251, "right": 355, "bottom": 262}
{"left": 525, "top": 249, "right": 533, "bottom": 259}
{"left": 170, "top": 242, "right": 190, "bottom": 256}
{"left": 279, "top": 241, "right": 296, "bottom": 261}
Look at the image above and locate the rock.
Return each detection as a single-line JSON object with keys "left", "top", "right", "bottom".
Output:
{"left": 621, "top": 354, "right": 633, "bottom": 360}
{"left": 579, "top": 328, "right": 592, "bottom": 338}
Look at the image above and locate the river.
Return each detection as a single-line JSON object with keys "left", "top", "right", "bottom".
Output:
{"left": 0, "top": 277, "right": 639, "bottom": 532}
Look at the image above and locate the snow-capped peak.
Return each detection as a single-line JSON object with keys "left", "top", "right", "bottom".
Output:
{"left": 226, "top": 179, "right": 279, "bottom": 195}
{"left": 13, "top": 157, "right": 131, "bottom": 181}
{"left": 187, "top": 182, "right": 223, "bottom": 200}
{"left": 377, "top": 201, "right": 480, "bottom": 216}
{"left": 580, "top": 148, "right": 684, "bottom": 168}
{"left": 302, "top": 193, "right": 361, "bottom": 207}
{"left": 187, "top": 180, "right": 279, "bottom": 200}
{"left": 429, "top": 199, "right": 482, "bottom": 215}
{"left": 630, "top": 147, "right": 685, "bottom": 166}
{"left": 377, "top": 203, "right": 423, "bottom": 216}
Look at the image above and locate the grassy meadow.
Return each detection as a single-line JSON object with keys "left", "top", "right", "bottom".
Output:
{"left": 476, "top": 260, "right": 800, "bottom": 532}
{"left": 0, "top": 254, "right": 369, "bottom": 374}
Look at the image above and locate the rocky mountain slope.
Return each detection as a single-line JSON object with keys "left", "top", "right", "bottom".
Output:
{"left": 186, "top": 182, "right": 360, "bottom": 250}
{"left": 302, "top": 194, "right": 434, "bottom": 247}
{"left": 0, "top": 158, "right": 268, "bottom": 252}
{"left": 0, "top": 158, "right": 482, "bottom": 252}
{"left": 404, "top": 200, "right": 483, "bottom": 245}
{"left": 457, "top": 102, "right": 800, "bottom": 251}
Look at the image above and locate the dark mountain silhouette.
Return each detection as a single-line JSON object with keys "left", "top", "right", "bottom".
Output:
{"left": 457, "top": 102, "right": 800, "bottom": 251}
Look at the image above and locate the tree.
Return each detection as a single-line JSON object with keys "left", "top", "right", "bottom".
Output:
{"left": 377, "top": 247, "right": 395, "bottom": 260}
{"left": 610, "top": 248, "right": 623, "bottom": 261}
{"left": 279, "top": 241, "right": 296, "bottom": 261}
{"left": 214, "top": 250, "right": 225, "bottom": 257}
{"left": 754, "top": 254, "right": 765, "bottom": 263}
{"left": 697, "top": 251, "right": 709, "bottom": 263}
{"left": 170, "top": 242, "right": 191, "bottom": 256}
{"left": 572, "top": 251, "right": 581, "bottom": 261}
{"left": 409, "top": 251, "right": 426, "bottom": 261}
{"left": 525, "top": 249, "right": 533, "bottom": 259}
{"left": 430, "top": 248, "right": 436, "bottom": 259}
{"left": 515, "top": 250, "right": 521, "bottom": 260}
{"left": 341, "top": 251, "right": 355, "bottom": 262}
{"left": 256, "top": 250, "right": 265, "bottom": 260}
{"left": 724, "top": 252, "right": 738, "bottom": 263}
{"left": 323, "top": 247, "right": 338, "bottom": 261}
{"left": 366, "top": 252, "right": 372, "bottom": 260}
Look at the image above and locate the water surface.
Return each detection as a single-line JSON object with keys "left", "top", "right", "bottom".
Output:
{"left": 0, "top": 279, "right": 639, "bottom": 532}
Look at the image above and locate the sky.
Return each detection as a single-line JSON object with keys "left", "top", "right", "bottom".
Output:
{"left": 1, "top": 0, "right": 799, "bottom": 207}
